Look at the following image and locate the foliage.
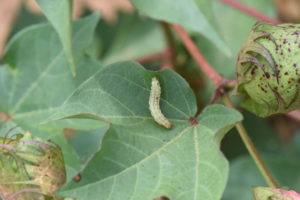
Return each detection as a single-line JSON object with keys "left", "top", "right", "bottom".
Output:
{"left": 0, "top": 0, "right": 299, "bottom": 200}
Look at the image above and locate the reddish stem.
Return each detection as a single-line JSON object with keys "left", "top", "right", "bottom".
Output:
{"left": 220, "top": 0, "right": 281, "bottom": 24}
{"left": 172, "top": 24, "right": 223, "bottom": 86}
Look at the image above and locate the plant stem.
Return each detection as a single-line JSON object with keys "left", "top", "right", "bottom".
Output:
{"left": 220, "top": 0, "right": 281, "bottom": 24}
{"left": 173, "top": 23, "right": 279, "bottom": 188}
{"left": 222, "top": 94, "right": 279, "bottom": 188}
{"left": 172, "top": 24, "right": 223, "bottom": 86}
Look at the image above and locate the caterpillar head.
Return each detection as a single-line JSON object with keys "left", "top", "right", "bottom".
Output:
{"left": 236, "top": 22, "right": 300, "bottom": 117}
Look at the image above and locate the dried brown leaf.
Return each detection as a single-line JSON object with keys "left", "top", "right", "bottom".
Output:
{"left": 25, "top": 0, "right": 134, "bottom": 23}
{"left": 0, "top": 0, "right": 21, "bottom": 57}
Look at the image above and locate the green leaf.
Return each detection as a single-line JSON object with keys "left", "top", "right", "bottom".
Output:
{"left": 46, "top": 61, "right": 242, "bottom": 199}
{"left": 223, "top": 155, "right": 300, "bottom": 200}
{"left": 195, "top": 0, "right": 276, "bottom": 78}
{"left": 36, "top": 0, "right": 76, "bottom": 76}
{"left": 131, "top": 0, "right": 231, "bottom": 56}
{"left": 0, "top": 13, "right": 101, "bottom": 180}
{"left": 55, "top": 118, "right": 109, "bottom": 163}
{"left": 48, "top": 61, "right": 197, "bottom": 123}
{"left": 101, "top": 13, "right": 166, "bottom": 64}
{"left": 2, "top": 13, "right": 100, "bottom": 120}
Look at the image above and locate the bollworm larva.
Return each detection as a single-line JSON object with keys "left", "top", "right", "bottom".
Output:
{"left": 149, "top": 77, "right": 172, "bottom": 129}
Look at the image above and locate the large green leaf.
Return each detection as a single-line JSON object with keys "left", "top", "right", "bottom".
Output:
{"left": 0, "top": 13, "right": 101, "bottom": 179}
{"left": 36, "top": 0, "right": 76, "bottom": 76}
{"left": 46, "top": 61, "right": 242, "bottom": 199}
{"left": 131, "top": 0, "right": 231, "bottom": 56}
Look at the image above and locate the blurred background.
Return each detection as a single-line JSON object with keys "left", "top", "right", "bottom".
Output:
{"left": 1, "top": 0, "right": 300, "bottom": 199}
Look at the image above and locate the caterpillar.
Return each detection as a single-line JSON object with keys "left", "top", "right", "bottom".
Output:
{"left": 149, "top": 77, "right": 172, "bottom": 129}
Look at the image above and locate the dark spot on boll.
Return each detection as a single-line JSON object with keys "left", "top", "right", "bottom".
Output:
{"left": 251, "top": 67, "right": 257, "bottom": 75}
{"left": 284, "top": 72, "right": 289, "bottom": 75}
{"left": 265, "top": 72, "right": 270, "bottom": 78}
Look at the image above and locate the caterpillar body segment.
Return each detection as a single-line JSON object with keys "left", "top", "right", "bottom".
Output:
{"left": 149, "top": 77, "right": 172, "bottom": 129}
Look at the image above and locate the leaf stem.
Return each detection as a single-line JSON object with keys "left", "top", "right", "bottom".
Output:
{"left": 220, "top": 0, "right": 281, "bottom": 24}
{"left": 173, "top": 23, "right": 279, "bottom": 188}
{"left": 222, "top": 94, "right": 278, "bottom": 188}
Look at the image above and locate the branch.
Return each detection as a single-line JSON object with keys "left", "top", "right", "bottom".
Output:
{"left": 172, "top": 24, "right": 223, "bottom": 86}
{"left": 220, "top": 0, "right": 281, "bottom": 24}
{"left": 223, "top": 94, "right": 279, "bottom": 188}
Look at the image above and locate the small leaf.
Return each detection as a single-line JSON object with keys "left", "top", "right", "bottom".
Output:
{"left": 36, "top": 0, "right": 76, "bottom": 76}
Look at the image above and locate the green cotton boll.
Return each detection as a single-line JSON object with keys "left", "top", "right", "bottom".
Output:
{"left": 236, "top": 22, "right": 300, "bottom": 117}
{"left": 0, "top": 131, "right": 66, "bottom": 199}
